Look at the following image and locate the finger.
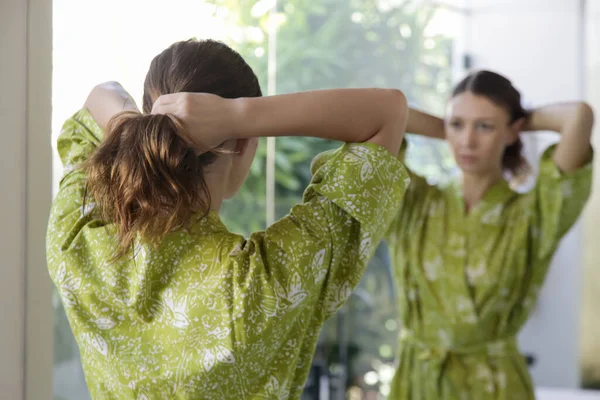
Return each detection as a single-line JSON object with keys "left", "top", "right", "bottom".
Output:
{"left": 155, "top": 93, "right": 181, "bottom": 106}
{"left": 151, "top": 93, "right": 183, "bottom": 114}
{"left": 151, "top": 101, "right": 181, "bottom": 115}
{"left": 151, "top": 103, "right": 179, "bottom": 115}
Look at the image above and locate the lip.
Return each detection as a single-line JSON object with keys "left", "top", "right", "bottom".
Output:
{"left": 458, "top": 154, "right": 478, "bottom": 163}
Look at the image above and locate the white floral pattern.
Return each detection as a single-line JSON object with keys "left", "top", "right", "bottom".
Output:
{"left": 47, "top": 109, "right": 409, "bottom": 399}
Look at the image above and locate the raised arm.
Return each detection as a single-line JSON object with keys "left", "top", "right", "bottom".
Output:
{"left": 405, "top": 107, "right": 446, "bottom": 140}
{"left": 524, "top": 102, "right": 594, "bottom": 172}
{"left": 151, "top": 89, "right": 408, "bottom": 156}
{"left": 84, "top": 81, "right": 140, "bottom": 131}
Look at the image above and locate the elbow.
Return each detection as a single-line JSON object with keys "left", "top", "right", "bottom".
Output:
{"left": 93, "top": 81, "right": 123, "bottom": 92}
{"left": 387, "top": 89, "right": 408, "bottom": 114}
{"left": 85, "top": 83, "right": 110, "bottom": 109}
{"left": 576, "top": 102, "right": 595, "bottom": 127}
{"left": 383, "top": 89, "right": 409, "bottom": 126}
{"left": 367, "top": 89, "right": 408, "bottom": 154}
{"left": 85, "top": 82, "right": 124, "bottom": 106}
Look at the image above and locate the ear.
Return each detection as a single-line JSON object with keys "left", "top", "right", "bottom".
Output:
{"left": 508, "top": 117, "right": 525, "bottom": 145}
{"left": 233, "top": 139, "right": 250, "bottom": 155}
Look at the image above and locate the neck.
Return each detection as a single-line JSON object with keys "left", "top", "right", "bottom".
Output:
{"left": 203, "top": 159, "right": 231, "bottom": 212}
{"left": 461, "top": 169, "right": 503, "bottom": 211}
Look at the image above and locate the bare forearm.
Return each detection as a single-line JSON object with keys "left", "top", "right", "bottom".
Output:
{"left": 406, "top": 107, "right": 445, "bottom": 139}
{"left": 525, "top": 102, "right": 594, "bottom": 172}
{"left": 524, "top": 102, "right": 593, "bottom": 133}
{"left": 231, "top": 89, "right": 407, "bottom": 143}
{"left": 150, "top": 89, "right": 407, "bottom": 156}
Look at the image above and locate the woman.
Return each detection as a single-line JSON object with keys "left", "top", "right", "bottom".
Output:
{"left": 386, "top": 70, "right": 594, "bottom": 399}
{"left": 47, "top": 39, "right": 411, "bottom": 399}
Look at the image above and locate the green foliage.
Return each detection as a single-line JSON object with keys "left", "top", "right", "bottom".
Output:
{"left": 214, "top": 0, "right": 456, "bottom": 236}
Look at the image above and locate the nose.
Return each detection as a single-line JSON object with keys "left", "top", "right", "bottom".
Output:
{"left": 461, "top": 126, "right": 477, "bottom": 149}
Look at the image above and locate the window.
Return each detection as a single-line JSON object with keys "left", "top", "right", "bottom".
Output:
{"left": 52, "top": 1, "right": 463, "bottom": 398}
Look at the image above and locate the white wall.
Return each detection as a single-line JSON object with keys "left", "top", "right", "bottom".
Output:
{"left": 0, "top": 0, "right": 53, "bottom": 399}
{"left": 463, "top": 0, "right": 585, "bottom": 388}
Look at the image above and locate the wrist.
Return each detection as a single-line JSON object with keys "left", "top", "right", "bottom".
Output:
{"left": 521, "top": 110, "right": 535, "bottom": 132}
{"left": 523, "top": 108, "right": 562, "bottom": 133}
{"left": 229, "top": 97, "right": 252, "bottom": 140}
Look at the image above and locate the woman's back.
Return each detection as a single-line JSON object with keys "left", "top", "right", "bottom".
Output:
{"left": 48, "top": 101, "right": 408, "bottom": 398}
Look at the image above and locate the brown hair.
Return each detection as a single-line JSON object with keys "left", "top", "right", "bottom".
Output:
{"left": 84, "top": 39, "right": 261, "bottom": 259}
{"left": 452, "top": 70, "right": 528, "bottom": 176}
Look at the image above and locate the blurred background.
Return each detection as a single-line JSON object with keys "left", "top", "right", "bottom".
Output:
{"left": 2, "top": 0, "right": 600, "bottom": 399}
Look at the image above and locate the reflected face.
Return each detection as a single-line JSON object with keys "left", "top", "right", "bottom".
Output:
{"left": 445, "top": 92, "right": 519, "bottom": 176}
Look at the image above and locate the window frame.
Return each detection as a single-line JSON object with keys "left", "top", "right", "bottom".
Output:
{"left": 0, "top": 0, "right": 53, "bottom": 399}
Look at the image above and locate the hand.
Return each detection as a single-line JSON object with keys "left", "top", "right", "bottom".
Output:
{"left": 520, "top": 111, "right": 535, "bottom": 132}
{"left": 151, "top": 92, "right": 237, "bottom": 152}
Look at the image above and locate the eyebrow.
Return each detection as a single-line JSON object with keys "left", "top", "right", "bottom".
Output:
{"left": 449, "top": 116, "right": 499, "bottom": 121}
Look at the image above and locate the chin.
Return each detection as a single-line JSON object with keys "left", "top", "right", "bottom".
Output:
{"left": 454, "top": 154, "right": 502, "bottom": 176}
{"left": 223, "top": 192, "right": 237, "bottom": 200}
{"left": 457, "top": 163, "right": 488, "bottom": 175}
{"left": 224, "top": 184, "right": 245, "bottom": 199}
{"left": 457, "top": 162, "right": 477, "bottom": 172}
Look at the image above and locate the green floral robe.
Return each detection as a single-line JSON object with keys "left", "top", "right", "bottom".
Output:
{"left": 46, "top": 109, "right": 409, "bottom": 400}
{"left": 386, "top": 141, "right": 593, "bottom": 400}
